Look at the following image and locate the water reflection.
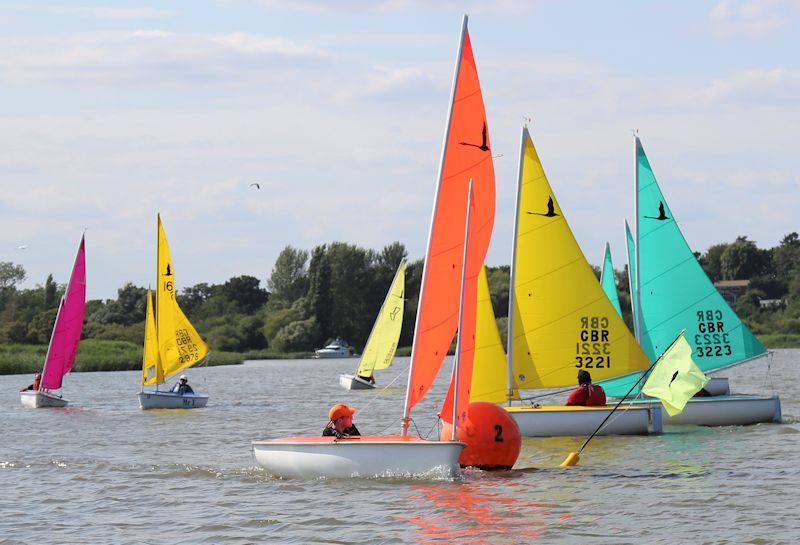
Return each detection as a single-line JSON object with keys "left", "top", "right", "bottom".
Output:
{"left": 398, "top": 473, "right": 552, "bottom": 543}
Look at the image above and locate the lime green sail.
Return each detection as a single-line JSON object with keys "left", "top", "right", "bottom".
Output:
{"left": 600, "top": 242, "right": 622, "bottom": 317}
{"left": 354, "top": 260, "right": 405, "bottom": 379}
{"left": 601, "top": 137, "right": 766, "bottom": 397}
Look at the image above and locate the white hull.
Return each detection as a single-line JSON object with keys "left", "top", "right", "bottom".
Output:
{"left": 314, "top": 349, "right": 351, "bottom": 359}
{"left": 138, "top": 391, "right": 209, "bottom": 410}
{"left": 19, "top": 391, "right": 69, "bottom": 408}
{"left": 252, "top": 436, "right": 464, "bottom": 479}
{"left": 507, "top": 405, "right": 661, "bottom": 437}
{"left": 704, "top": 377, "right": 730, "bottom": 396}
{"left": 627, "top": 395, "right": 781, "bottom": 426}
{"left": 339, "top": 374, "right": 375, "bottom": 390}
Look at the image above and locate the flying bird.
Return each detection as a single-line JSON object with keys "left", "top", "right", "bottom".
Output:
{"left": 249, "top": 182, "right": 261, "bottom": 190}
{"left": 527, "top": 196, "right": 559, "bottom": 217}
{"left": 644, "top": 201, "right": 669, "bottom": 221}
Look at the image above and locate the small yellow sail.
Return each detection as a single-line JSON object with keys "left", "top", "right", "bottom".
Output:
{"left": 142, "top": 289, "right": 163, "bottom": 386}
{"left": 470, "top": 266, "right": 519, "bottom": 404}
{"left": 355, "top": 260, "right": 405, "bottom": 378}
{"left": 510, "top": 127, "right": 650, "bottom": 388}
{"left": 157, "top": 215, "right": 209, "bottom": 378}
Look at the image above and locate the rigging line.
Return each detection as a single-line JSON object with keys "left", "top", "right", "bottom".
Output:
{"left": 357, "top": 363, "right": 410, "bottom": 419}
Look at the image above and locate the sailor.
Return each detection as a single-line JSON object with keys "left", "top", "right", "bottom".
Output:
{"left": 565, "top": 370, "right": 607, "bottom": 406}
{"left": 323, "top": 403, "right": 361, "bottom": 438}
{"left": 20, "top": 372, "right": 42, "bottom": 392}
{"left": 357, "top": 374, "right": 376, "bottom": 385}
{"left": 170, "top": 374, "right": 195, "bottom": 395}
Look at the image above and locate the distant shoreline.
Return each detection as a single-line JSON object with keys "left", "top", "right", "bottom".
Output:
{"left": 1, "top": 335, "right": 797, "bottom": 376}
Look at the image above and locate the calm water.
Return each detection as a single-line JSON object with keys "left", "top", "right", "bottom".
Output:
{"left": 1, "top": 351, "right": 798, "bottom": 544}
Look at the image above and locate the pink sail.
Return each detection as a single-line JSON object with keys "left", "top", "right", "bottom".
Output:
{"left": 40, "top": 236, "right": 87, "bottom": 391}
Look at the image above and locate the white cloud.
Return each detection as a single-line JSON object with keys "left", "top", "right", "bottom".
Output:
{"left": 697, "top": 68, "right": 800, "bottom": 104}
{"left": 338, "top": 65, "right": 444, "bottom": 101}
{"left": 0, "top": 30, "right": 332, "bottom": 86}
{"left": 239, "top": 0, "right": 537, "bottom": 14}
{"left": 84, "top": 7, "right": 177, "bottom": 20}
{"left": 709, "top": 0, "right": 799, "bottom": 38}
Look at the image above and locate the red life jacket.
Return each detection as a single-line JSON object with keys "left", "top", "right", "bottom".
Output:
{"left": 566, "top": 384, "right": 607, "bottom": 406}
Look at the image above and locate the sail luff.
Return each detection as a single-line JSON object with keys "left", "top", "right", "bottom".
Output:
{"left": 633, "top": 137, "right": 644, "bottom": 345}
{"left": 505, "top": 125, "right": 527, "bottom": 405}
{"left": 354, "top": 259, "right": 405, "bottom": 377}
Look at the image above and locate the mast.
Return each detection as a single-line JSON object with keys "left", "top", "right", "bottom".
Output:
{"left": 401, "top": 13, "right": 469, "bottom": 436}
{"left": 155, "top": 214, "right": 161, "bottom": 391}
{"left": 633, "top": 135, "right": 643, "bottom": 344}
{"left": 451, "top": 181, "right": 474, "bottom": 440}
{"left": 356, "top": 258, "right": 405, "bottom": 377}
{"left": 505, "top": 124, "right": 526, "bottom": 405}
{"left": 39, "top": 233, "right": 85, "bottom": 392}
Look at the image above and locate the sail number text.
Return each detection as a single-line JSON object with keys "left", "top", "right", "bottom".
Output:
{"left": 694, "top": 309, "right": 733, "bottom": 358}
{"left": 576, "top": 316, "right": 611, "bottom": 368}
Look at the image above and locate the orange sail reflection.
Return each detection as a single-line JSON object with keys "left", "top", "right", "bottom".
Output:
{"left": 397, "top": 481, "right": 550, "bottom": 543}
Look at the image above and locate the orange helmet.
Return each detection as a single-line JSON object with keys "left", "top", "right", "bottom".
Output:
{"left": 328, "top": 403, "right": 356, "bottom": 421}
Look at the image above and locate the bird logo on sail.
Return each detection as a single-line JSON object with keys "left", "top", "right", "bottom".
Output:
{"left": 459, "top": 122, "right": 490, "bottom": 152}
{"left": 389, "top": 306, "right": 401, "bottom": 321}
{"left": 668, "top": 370, "right": 679, "bottom": 388}
{"left": 644, "top": 201, "right": 670, "bottom": 221}
{"left": 527, "top": 196, "right": 559, "bottom": 217}
{"left": 165, "top": 264, "right": 173, "bottom": 276}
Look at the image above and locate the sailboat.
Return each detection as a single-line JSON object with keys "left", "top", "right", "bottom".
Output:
{"left": 138, "top": 215, "right": 210, "bottom": 410}
{"left": 340, "top": 260, "right": 406, "bottom": 390}
{"left": 599, "top": 136, "right": 781, "bottom": 425}
{"left": 252, "top": 14, "right": 494, "bottom": 478}
{"left": 20, "top": 235, "right": 86, "bottom": 409}
{"left": 469, "top": 126, "right": 662, "bottom": 437}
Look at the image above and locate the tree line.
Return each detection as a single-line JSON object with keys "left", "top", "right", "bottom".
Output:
{"left": 1, "top": 233, "right": 798, "bottom": 354}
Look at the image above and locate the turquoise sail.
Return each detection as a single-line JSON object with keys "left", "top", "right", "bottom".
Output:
{"left": 602, "top": 137, "right": 766, "bottom": 397}
{"left": 600, "top": 242, "right": 623, "bottom": 317}
{"left": 624, "top": 220, "right": 639, "bottom": 340}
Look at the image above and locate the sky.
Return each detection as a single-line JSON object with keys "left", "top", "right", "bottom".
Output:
{"left": 0, "top": 0, "right": 798, "bottom": 299}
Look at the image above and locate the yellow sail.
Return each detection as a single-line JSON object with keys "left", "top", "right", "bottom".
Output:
{"left": 157, "top": 215, "right": 209, "bottom": 378}
{"left": 470, "top": 266, "right": 519, "bottom": 403}
{"left": 355, "top": 260, "right": 405, "bottom": 378}
{"left": 510, "top": 127, "right": 650, "bottom": 388}
{"left": 142, "top": 289, "right": 163, "bottom": 386}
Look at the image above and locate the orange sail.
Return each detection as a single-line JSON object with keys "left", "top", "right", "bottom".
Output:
{"left": 404, "top": 17, "right": 495, "bottom": 421}
{"left": 440, "top": 186, "right": 481, "bottom": 427}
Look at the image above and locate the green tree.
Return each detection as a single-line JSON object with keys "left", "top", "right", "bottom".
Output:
{"left": 772, "top": 232, "right": 800, "bottom": 284}
{"left": 0, "top": 262, "right": 26, "bottom": 289}
{"left": 26, "top": 308, "right": 59, "bottom": 344}
{"left": 720, "top": 236, "right": 769, "bottom": 280}
{"left": 267, "top": 246, "right": 309, "bottom": 305}
{"left": 221, "top": 275, "right": 268, "bottom": 314}
{"left": 273, "top": 317, "right": 321, "bottom": 352}
{"left": 306, "top": 245, "right": 333, "bottom": 343}
{"left": 44, "top": 274, "right": 57, "bottom": 308}
{"left": 700, "top": 243, "right": 729, "bottom": 282}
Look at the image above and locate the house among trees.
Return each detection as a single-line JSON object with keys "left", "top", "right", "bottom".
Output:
{"left": 714, "top": 279, "right": 751, "bottom": 306}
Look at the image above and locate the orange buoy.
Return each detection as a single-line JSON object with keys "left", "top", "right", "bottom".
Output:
{"left": 440, "top": 401, "right": 522, "bottom": 470}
